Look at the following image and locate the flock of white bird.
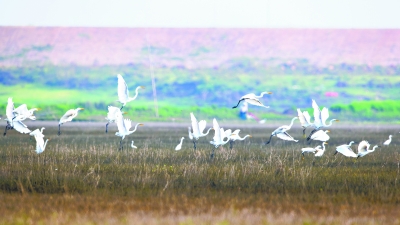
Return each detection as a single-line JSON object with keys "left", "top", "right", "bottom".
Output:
{"left": 2, "top": 74, "right": 396, "bottom": 158}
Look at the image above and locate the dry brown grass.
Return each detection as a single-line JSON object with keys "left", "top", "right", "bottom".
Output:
{"left": 0, "top": 122, "right": 399, "bottom": 224}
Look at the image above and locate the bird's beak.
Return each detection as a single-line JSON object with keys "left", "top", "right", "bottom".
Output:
{"left": 37, "top": 108, "right": 42, "bottom": 111}
{"left": 140, "top": 86, "right": 145, "bottom": 89}
{"left": 268, "top": 92, "right": 273, "bottom": 94}
{"left": 249, "top": 135, "right": 252, "bottom": 138}
{"left": 80, "top": 108, "right": 85, "bottom": 110}
{"left": 139, "top": 123, "right": 144, "bottom": 126}
{"left": 123, "top": 112, "right": 128, "bottom": 114}
{"left": 335, "top": 120, "right": 339, "bottom": 122}
{"left": 327, "top": 130, "right": 330, "bottom": 133}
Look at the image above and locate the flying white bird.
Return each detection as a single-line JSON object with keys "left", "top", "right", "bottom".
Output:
{"left": 58, "top": 108, "right": 84, "bottom": 135}
{"left": 229, "top": 129, "right": 251, "bottom": 149}
{"left": 265, "top": 117, "right": 299, "bottom": 145}
{"left": 297, "top": 108, "right": 313, "bottom": 137}
{"left": 315, "top": 142, "right": 328, "bottom": 157}
{"left": 334, "top": 141, "right": 357, "bottom": 157}
{"left": 4, "top": 97, "right": 15, "bottom": 136}
{"left": 115, "top": 113, "right": 143, "bottom": 150}
{"left": 34, "top": 135, "right": 50, "bottom": 154}
{"left": 30, "top": 127, "right": 45, "bottom": 138}
{"left": 13, "top": 104, "right": 40, "bottom": 121}
{"left": 301, "top": 142, "right": 327, "bottom": 157}
{"left": 232, "top": 92, "right": 272, "bottom": 109}
{"left": 357, "top": 140, "right": 378, "bottom": 158}
{"left": 308, "top": 99, "right": 338, "bottom": 138}
{"left": 175, "top": 137, "right": 185, "bottom": 151}
{"left": 105, "top": 106, "right": 127, "bottom": 133}
{"left": 188, "top": 112, "right": 213, "bottom": 149}
{"left": 383, "top": 135, "right": 392, "bottom": 146}
{"left": 307, "top": 130, "right": 330, "bottom": 143}
{"left": 210, "top": 119, "right": 235, "bottom": 159}
{"left": 131, "top": 140, "right": 137, "bottom": 149}
{"left": 117, "top": 74, "right": 144, "bottom": 110}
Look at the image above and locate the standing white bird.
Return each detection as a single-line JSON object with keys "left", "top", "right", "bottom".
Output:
{"left": 13, "top": 104, "right": 40, "bottom": 121}
{"left": 308, "top": 99, "right": 338, "bottom": 138}
{"left": 58, "top": 108, "right": 84, "bottom": 135}
{"left": 131, "top": 140, "right": 137, "bottom": 149}
{"left": 232, "top": 92, "right": 272, "bottom": 109}
{"left": 357, "top": 140, "right": 378, "bottom": 158}
{"left": 314, "top": 142, "right": 328, "bottom": 157}
{"left": 188, "top": 112, "right": 213, "bottom": 149}
{"left": 334, "top": 141, "right": 357, "bottom": 157}
{"left": 297, "top": 108, "right": 313, "bottom": 137}
{"left": 105, "top": 106, "right": 127, "bottom": 133}
{"left": 307, "top": 130, "right": 330, "bottom": 143}
{"left": 265, "top": 117, "right": 299, "bottom": 145}
{"left": 210, "top": 119, "right": 234, "bottom": 159}
{"left": 175, "top": 137, "right": 185, "bottom": 151}
{"left": 229, "top": 129, "right": 251, "bottom": 149}
{"left": 115, "top": 113, "right": 143, "bottom": 150}
{"left": 383, "top": 135, "right": 392, "bottom": 146}
{"left": 117, "top": 74, "right": 144, "bottom": 110}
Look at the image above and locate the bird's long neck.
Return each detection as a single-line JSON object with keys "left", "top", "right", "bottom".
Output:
{"left": 201, "top": 128, "right": 212, "bottom": 136}
{"left": 370, "top": 145, "right": 378, "bottom": 152}
{"left": 180, "top": 137, "right": 184, "bottom": 144}
{"left": 255, "top": 92, "right": 269, "bottom": 98}
{"left": 40, "top": 128, "right": 45, "bottom": 133}
{"left": 129, "top": 87, "right": 141, "bottom": 101}
{"left": 325, "top": 119, "right": 336, "bottom": 127}
{"left": 238, "top": 135, "right": 250, "bottom": 141}
{"left": 222, "top": 136, "right": 231, "bottom": 145}
{"left": 44, "top": 139, "right": 49, "bottom": 149}
{"left": 129, "top": 123, "right": 142, "bottom": 134}
{"left": 288, "top": 117, "right": 298, "bottom": 129}
{"left": 322, "top": 143, "right": 326, "bottom": 151}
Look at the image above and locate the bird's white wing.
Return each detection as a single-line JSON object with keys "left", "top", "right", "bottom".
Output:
{"left": 60, "top": 109, "right": 76, "bottom": 123}
{"left": 117, "top": 74, "right": 129, "bottom": 103}
{"left": 188, "top": 127, "right": 193, "bottom": 140}
{"left": 276, "top": 132, "right": 297, "bottom": 141}
{"left": 115, "top": 114, "right": 126, "bottom": 133}
{"left": 190, "top": 113, "right": 200, "bottom": 136}
{"left": 13, "top": 121, "right": 31, "bottom": 134}
{"left": 297, "top": 109, "right": 307, "bottom": 126}
{"left": 321, "top": 107, "right": 329, "bottom": 125}
{"left": 107, "top": 106, "right": 121, "bottom": 120}
{"left": 301, "top": 147, "right": 316, "bottom": 154}
{"left": 29, "top": 129, "right": 44, "bottom": 138}
{"left": 35, "top": 136, "right": 45, "bottom": 152}
{"left": 212, "top": 119, "right": 221, "bottom": 142}
{"left": 124, "top": 119, "right": 132, "bottom": 131}
{"left": 357, "top": 140, "right": 370, "bottom": 153}
{"left": 198, "top": 120, "right": 207, "bottom": 134}
{"left": 6, "top": 97, "right": 15, "bottom": 121}
{"left": 232, "top": 129, "right": 240, "bottom": 136}
{"left": 336, "top": 146, "right": 357, "bottom": 157}
{"left": 303, "top": 111, "right": 312, "bottom": 124}
{"left": 312, "top": 99, "right": 322, "bottom": 127}
{"left": 13, "top": 104, "right": 29, "bottom": 115}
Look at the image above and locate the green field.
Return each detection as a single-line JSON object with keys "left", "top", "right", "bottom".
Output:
{"left": 0, "top": 123, "right": 399, "bottom": 224}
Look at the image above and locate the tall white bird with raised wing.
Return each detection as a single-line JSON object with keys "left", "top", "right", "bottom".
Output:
{"left": 383, "top": 135, "right": 392, "bottom": 146}
{"left": 58, "top": 108, "right": 84, "bottom": 135}
{"left": 308, "top": 99, "right": 338, "bottom": 138}
{"left": 117, "top": 74, "right": 144, "bottom": 110}
{"left": 34, "top": 135, "right": 50, "bottom": 154}
{"left": 232, "top": 92, "right": 272, "bottom": 109}
{"left": 175, "top": 137, "right": 185, "bottom": 151}
{"left": 229, "top": 129, "right": 251, "bottom": 149}
{"left": 297, "top": 108, "right": 313, "bottom": 137}
{"left": 4, "top": 97, "right": 15, "bottom": 136}
{"left": 307, "top": 130, "right": 330, "bottom": 143}
{"left": 115, "top": 113, "right": 143, "bottom": 150}
{"left": 334, "top": 141, "right": 357, "bottom": 157}
{"left": 210, "top": 119, "right": 234, "bottom": 159}
{"left": 265, "top": 117, "right": 299, "bottom": 145}
{"left": 30, "top": 127, "right": 45, "bottom": 138}
{"left": 357, "top": 140, "right": 379, "bottom": 158}
{"left": 188, "top": 112, "right": 212, "bottom": 149}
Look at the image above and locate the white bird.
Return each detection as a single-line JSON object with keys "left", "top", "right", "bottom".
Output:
{"left": 58, "top": 108, "right": 84, "bottom": 135}
{"left": 105, "top": 106, "right": 127, "bottom": 133}
{"left": 232, "top": 92, "right": 272, "bottom": 109}
{"left": 357, "top": 140, "right": 378, "bottom": 158}
{"left": 131, "top": 140, "right": 137, "bottom": 149}
{"left": 383, "top": 135, "right": 392, "bottom": 146}
{"left": 34, "top": 135, "right": 50, "bottom": 154}
{"left": 175, "top": 137, "right": 185, "bottom": 151}
{"left": 4, "top": 97, "right": 15, "bottom": 136}
{"left": 13, "top": 104, "right": 40, "bottom": 121}
{"left": 188, "top": 112, "right": 213, "bottom": 149}
{"left": 308, "top": 99, "right": 338, "bottom": 138}
{"left": 210, "top": 119, "right": 235, "bottom": 158}
{"left": 297, "top": 108, "right": 313, "bottom": 137}
{"left": 301, "top": 145, "right": 321, "bottom": 155}
{"left": 229, "top": 129, "right": 251, "bottom": 149}
{"left": 315, "top": 142, "right": 328, "bottom": 157}
{"left": 115, "top": 113, "right": 143, "bottom": 150}
{"left": 307, "top": 130, "right": 330, "bottom": 142}
{"left": 117, "top": 74, "right": 144, "bottom": 110}
{"left": 265, "top": 117, "right": 299, "bottom": 144}
{"left": 334, "top": 141, "right": 357, "bottom": 157}
{"left": 29, "top": 127, "right": 45, "bottom": 138}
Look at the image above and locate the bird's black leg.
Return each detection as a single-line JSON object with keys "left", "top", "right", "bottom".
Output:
{"left": 229, "top": 140, "right": 233, "bottom": 150}
{"left": 57, "top": 124, "right": 61, "bottom": 136}
{"left": 3, "top": 125, "right": 8, "bottom": 136}
{"left": 119, "top": 139, "right": 123, "bottom": 151}
{"left": 232, "top": 100, "right": 243, "bottom": 109}
{"left": 210, "top": 148, "right": 215, "bottom": 160}
{"left": 265, "top": 135, "right": 273, "bottom": 145}
{"left": 306, "top": 129, "right": 317, "bottom": 140}
{"left": 333, "top": 151, "right": 338, "bottom": 155}
{"left": 193, "top": 140, "right": 197, "bottom": 150}
{"left": 105, "top": 122, "right": 109, "bottom": 133}
{"left": 302, "top": 128, "right": 306, "bottom": 138}
{"left": 120, "top": 105, "right": 124, "bottom": 110}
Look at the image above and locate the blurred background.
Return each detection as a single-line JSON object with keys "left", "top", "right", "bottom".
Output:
{"left": 1, "top": 0, "right": 400, "bottom": 123}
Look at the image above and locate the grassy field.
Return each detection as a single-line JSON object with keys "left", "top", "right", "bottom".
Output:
{"left": 0, "top": 122, "right": 400, "bottom": 224}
